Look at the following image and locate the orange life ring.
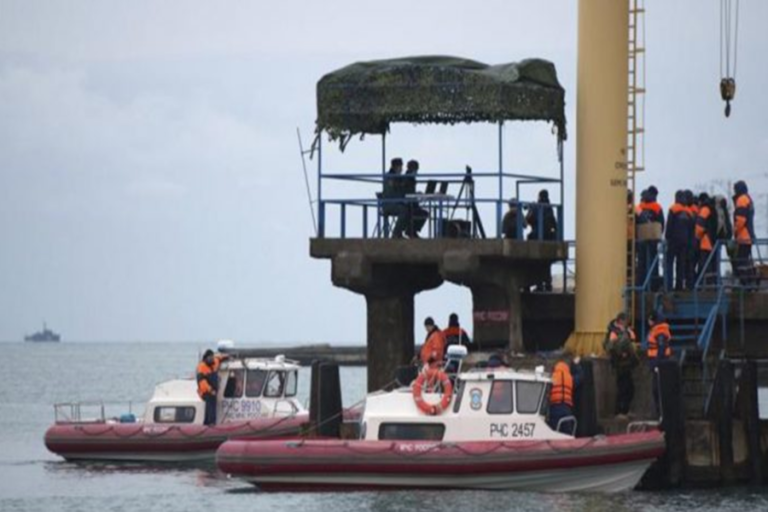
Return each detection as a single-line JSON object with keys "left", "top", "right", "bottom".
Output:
{"left": 412, "top": 368, "right": 453, "bottom": 415}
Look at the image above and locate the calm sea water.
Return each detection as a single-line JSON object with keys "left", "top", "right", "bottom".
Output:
{"left": 2, "top": 341, "right": 767, "bottom": 512}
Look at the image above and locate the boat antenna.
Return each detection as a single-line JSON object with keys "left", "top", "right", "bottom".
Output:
{"left": 297, "top": 127, "right": 318, "bottom": 235}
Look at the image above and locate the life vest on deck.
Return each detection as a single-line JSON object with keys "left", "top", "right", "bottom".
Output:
{"left": 550, "top": 361, "right": 574, "bottom": 407}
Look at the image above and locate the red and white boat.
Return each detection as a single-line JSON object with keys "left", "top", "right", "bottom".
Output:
{"left": 217, "top": 348, "right": 665, "bottom": 492}
{"left": 46, "top": 353, "right": 309, "bottom": 463}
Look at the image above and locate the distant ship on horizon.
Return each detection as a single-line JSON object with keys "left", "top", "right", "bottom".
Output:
{"left": 25, "top": 322, "right": 61, "bottom": 342}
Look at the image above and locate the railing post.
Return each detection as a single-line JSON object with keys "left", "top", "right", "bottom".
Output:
{"left": 497, "top": 121, "right": 504, "bottom": 239}
{"left": 318, "top": 201, "right": 326, "bottom": 238}
{"left": 340, "top": 203, "right": 346, "bottom": 239}
{"left": 317, "top": 131, "right": 323, "bottom": 237}
{"left": 363, "top": 205, "right": 368, "bottom": 239}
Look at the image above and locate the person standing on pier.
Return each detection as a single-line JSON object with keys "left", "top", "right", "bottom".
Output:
{"left": 603, "top": 313, "right": 638, "bottom": 420}
{"left": 420, "top": 317, "right": 446, "bottom": 369}
{"left": 646, "top": 312, "right": 672, "bottom": 418}
{"left": 695, "top": 193, "right": 717, "bottom": 284}
{"left": 635, "top": 187, "right": 664, "bottom": 289}
{"left": 733, "top": 180, "right": 756, "bottom": 287}
{"left": 665, "top": 191, "right": 694, "bottom": 291}
{"left": 197, "top": 349, "right": 228, "bottom": 426}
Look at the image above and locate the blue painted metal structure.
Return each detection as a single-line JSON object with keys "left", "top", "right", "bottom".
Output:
{"left": 313, "top": 123, "right": 565, "bottom": 241}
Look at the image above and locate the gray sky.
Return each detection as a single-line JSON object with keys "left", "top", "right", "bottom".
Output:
{"left": 1, "top": 1, "right": 767, "bottom": 342}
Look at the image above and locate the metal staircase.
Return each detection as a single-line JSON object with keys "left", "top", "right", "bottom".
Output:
{"left": 658, "top": 288, "right": 729, "bottom": 418}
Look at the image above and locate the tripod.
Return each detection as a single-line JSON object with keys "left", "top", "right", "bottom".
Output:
{"left": 449, "top": 166, "right": 486, "bottom": 239}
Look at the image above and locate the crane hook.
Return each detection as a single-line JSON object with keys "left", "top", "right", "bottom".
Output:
{"left": 720, "top": 77, "right": 736, "bottom": 118}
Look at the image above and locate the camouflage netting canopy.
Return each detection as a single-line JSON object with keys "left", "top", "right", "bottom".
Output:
{"left": 316, "top": 56, "right": 566, "bottom": 149}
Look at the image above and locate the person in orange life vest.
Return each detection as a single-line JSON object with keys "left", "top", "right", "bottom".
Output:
{"left": 695, "top": 193, "right": 717, "bottom": 284}
{"left": 665, "top": 190, "right": 694, "bottom": 291}
{"left": 547, "top": 357, "right": 582, "bottom": 432}
{"left": 733, "top": 180, "right": 756, "bottom": 287}
{"left": 683, "top": 190, "right": 700, "bottom": 285}
{"left": 197, "top": 349, "right": 228, "bottom": 426}
{"left": 603, "top": 312, "right": 639, "bottom": 418}
{"left": 635, "top": 186, "right": 664, "bottom": 289}
{"left": 442, "top": 313, "right": 472, "bottom": 374}
{"left": 443, "top": 313, "right": 471, "bottom": 349}
{"left": 647, "top": 311, "right": 672, "bottom": 418}
{"left": 420, "top": 317, "right": 446, "bottom": 369}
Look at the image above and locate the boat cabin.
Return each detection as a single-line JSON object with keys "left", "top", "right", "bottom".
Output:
{"left": 144, "top": 355, "right": 306, "bottom": 426}
{"left": 360, "top": 366, "right": 573, "bottom": 443}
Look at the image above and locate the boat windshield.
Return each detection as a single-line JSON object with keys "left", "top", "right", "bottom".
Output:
{"left": 516, "top": 381, "right": 545, "bottom": 414}
{"left": 264, "top": 371, "right": 285, "bottom": 398}
{"left": 487, "top": 381, "right": 514, "bottom": 414}
{"left": 285, "top": 371, "right": 298, "bottom": 397}
{"left": 224, "top": 370, "right": 245, "bottom": 398}
{"left": 246, "top": 369, "right": 268, "bottom": 397}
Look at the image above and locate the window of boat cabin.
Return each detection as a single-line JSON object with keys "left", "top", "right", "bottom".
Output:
{"left": 245, "top": 369, "right": 268, "bottom": 397}
{"left": 285, "top": 370, "right": 298, "bottom": 397}
{"left": 154, "top": 406, "right": 196, "bottom": 423}
{"left": 378, "top": 423, "right": 445, "bottom": 441}
{"left": 223, "top": 369, "right": 245, "bottom": 398}
{"left": 516, "top": 381, "right": 545, "bottom": 414}
{"left": 487, "top": 380, "right": 514, "bottom": 414}
{"left": 264, "top": 371, "right": 285, "bottom": 398}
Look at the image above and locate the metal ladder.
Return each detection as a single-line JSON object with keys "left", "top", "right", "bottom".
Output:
{"left": 627, "top": 0, "right": 647, "bottom": 325}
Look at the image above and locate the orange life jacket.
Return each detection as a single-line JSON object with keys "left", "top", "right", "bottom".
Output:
{"left": 420, "top": 329, "right": 446, "bottom": 365}
{"left": 550, "top": 361, "right": 574, "bottom": 407}
{"left": 196, "top": 356, "right": 222, "bottom": 399}
{"left": 734, "top": 194, "right": 754, "bottom": 244}
{"left": 695, "top": 206, "right": 713, "bottom": 251}
{"left": 647, "top": 323, "right": 673, "bottom": 359}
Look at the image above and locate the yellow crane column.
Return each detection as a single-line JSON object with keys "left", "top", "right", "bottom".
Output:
{"left": 566, "top": 0, "right": 630, "bottom": 355}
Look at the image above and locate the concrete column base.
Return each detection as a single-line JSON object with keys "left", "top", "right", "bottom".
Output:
{"left": 365, "top": 293, "right": 416, "bottom": 392}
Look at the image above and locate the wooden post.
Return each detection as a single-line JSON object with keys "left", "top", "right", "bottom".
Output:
{"left": 739, "top": 361, "right": 763, "bottom": 485}
{"left": 658, "top": 360, "right": 685, "bottom": 487}
{"left": 575, "top": 359, "right": 599, "bottom": 437}
{"left": 717, "top": 360, "right": 735, "bottom": 483}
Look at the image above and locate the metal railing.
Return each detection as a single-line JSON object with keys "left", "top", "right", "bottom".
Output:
{"left": 316, "top": 170, "right": 563, "bottom": 241}
{"left": 627, "top": 238, "right": 768, "bottom": 351}
{"left": 54, "top": 401, "right": 136, "bottom": 424}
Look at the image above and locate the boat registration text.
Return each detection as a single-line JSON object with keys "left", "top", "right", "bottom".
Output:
{"left": 490, "top": 422, "right": 536, "bottom": 438}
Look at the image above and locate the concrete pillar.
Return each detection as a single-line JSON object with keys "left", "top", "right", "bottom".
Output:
{"left": 329, "top": 253, "right": 442, "bottom": 392}
{"left": 365, "top": 293, "right": 415, "bottom": 392}
{"left": 469, "top": 280, "right": 523, "bottom": 353}
{"left": 567, "top": 0, "right": 629, "bottom": 355}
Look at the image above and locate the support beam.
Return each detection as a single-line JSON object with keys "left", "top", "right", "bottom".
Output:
{"left": 365, "top": 293, "right": 416, "bottom": 392}
{"left": 567, "top": 0, "right": 629, "bottom": 355}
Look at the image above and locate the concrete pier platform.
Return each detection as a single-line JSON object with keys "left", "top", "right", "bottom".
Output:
{"left": 311, "top": 238, "right": 567, "bottom": 391}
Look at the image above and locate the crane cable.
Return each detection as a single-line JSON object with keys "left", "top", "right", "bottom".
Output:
{"left": 719, "top": 0, "right": 740, "bottom": 117}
